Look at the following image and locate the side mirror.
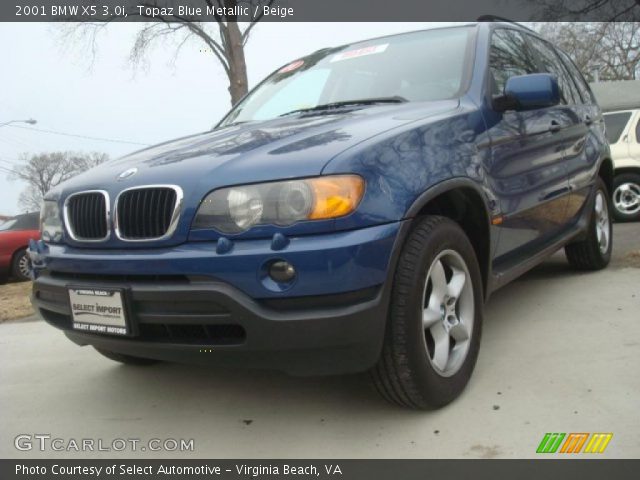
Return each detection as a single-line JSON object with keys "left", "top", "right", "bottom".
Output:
{"left": 494, "top": 73, "right": 560, "bottom": 111}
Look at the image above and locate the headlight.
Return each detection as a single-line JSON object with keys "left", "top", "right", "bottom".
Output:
{"left": 40, "top": 200, "right": 63, "bottom": 242}
{"left": 193, "top": 175, "right": 365, "bottom": 234}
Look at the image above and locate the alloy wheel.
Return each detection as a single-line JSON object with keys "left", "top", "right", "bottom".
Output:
{"left": 421, "top": 249, "right": 474, "bottom": 377}
{"left": 613, "top": 182, "right": 640, "bottom": 217}
{"left": 18, "top": 253, "right": 31, "bottom": 279}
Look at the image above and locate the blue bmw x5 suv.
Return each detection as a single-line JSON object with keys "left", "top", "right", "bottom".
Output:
{"left": 31, "top": 22, "right": 612, "bottom": 408}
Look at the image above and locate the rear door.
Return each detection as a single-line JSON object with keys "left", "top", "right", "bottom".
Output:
{"left": 485, "top": 28, "right": 572, "bottom": 261}
{"left": 554, "top": 48, "right": 608, "bottom": 222}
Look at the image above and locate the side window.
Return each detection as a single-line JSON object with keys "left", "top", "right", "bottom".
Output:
{"left": 489, "top": 29, "right": 539, "bottom": 95}
{"left": 603, "top": 112, "right": 632, "bottom": 144}
{"left": 636, "top": 116, "right": 640, "bottom": 143}
{"left": 557, "top": 50, "right": 596, "bottom": 105}
{"left": 526, "top": 36, "right": 581, "bottom": 105}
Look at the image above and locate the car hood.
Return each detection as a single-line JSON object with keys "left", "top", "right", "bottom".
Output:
{"left": 52, "top": 100, "right": 458, "bottom": 247}
{"left": 58, "top": 100, "right": 459, "bottom": 196}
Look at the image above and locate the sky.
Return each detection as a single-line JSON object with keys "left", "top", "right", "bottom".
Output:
{"left": 0, "top": 22, "right": 440, "bottom": 215}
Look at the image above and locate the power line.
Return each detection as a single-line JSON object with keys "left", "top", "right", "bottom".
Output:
{"left": 0, "top": 161, "right": 18, "bottom": 170}
{"left": 0, "top": 165, "right": 18, "bottom": 176}
{"left": 0, "top": 132, "right": 35, "bottom": 150}
{"left": 0, "top": 157, "right": 22, "bottom": 175}
{"left": 0, "top": 157, "right": 17, "bottom": 166}
{"left": 6, "top": 124, "right": 151, "bottom": 147}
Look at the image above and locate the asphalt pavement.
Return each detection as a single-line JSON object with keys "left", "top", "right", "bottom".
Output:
{"left": 1, "top": 224, "right": 638, "bottom": 459}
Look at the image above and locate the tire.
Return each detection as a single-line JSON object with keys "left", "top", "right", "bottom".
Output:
{"left": 611, "top": 173, "right": 640, "bottom": 222}
{"left": 11, "top": 249, "right": 31, "bottom": 281}
{"left": 565, "top": 178, "right": 612, "bottom": 270}
{"left": 372, "top": 216, "right": 484, "bottom": 409}
{"left": 94, "top": 347, "right": 160, "bottom": 366}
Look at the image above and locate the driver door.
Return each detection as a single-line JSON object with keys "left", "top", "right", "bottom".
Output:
{"left": 484, "top": 28, "right": 572, "bottom": 262}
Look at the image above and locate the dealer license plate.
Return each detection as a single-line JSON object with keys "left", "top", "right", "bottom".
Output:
{"left": 69, "top": 287, "right": 129, "bottom": 336}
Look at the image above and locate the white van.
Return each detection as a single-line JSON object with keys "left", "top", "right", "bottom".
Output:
{"left": 603, "top": 109, "right": 640, "bottom": 221}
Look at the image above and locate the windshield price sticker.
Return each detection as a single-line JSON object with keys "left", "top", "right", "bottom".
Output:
{"left": 279, "top": 59, "right": 305, "bottom": 73}
{"left": 330, "top": 44, "right": 389, "bottom": 63}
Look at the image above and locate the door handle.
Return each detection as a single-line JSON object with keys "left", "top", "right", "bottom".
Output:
{"left": 584, "top": 115, "right": 593, "bottom": 125}
{"left": 548, "top": 120, "right": 562, "bottom": 133}
{"left": 540, "top": 185, "right": 570, "bottom": 201}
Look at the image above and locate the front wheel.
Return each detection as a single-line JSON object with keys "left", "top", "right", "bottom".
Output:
{"left": 372, "top": 216, "right": 484, "bottom": 409}
{"left": 565, "top": 179, "right": 612, "bottom": 271}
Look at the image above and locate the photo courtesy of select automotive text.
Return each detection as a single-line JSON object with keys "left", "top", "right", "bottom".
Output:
{"left": 1, "top": 0, "right": 639, "bottom": 478}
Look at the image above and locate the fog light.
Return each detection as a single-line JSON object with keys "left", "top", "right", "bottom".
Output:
{"left": 269, "top": 261, "right": 296, "bottom": 283}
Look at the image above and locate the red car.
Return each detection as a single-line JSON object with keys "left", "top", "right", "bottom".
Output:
{"left": 0, "top": 212, "right": 40, "bottom": 281}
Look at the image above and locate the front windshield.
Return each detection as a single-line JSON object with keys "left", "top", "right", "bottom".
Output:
{"left": 0, "top": 219, "right": 17, "bottom": 231}
{"left": 220, "top": 26, "right": 473, "bottom": 127}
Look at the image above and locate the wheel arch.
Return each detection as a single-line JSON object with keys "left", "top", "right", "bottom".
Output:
{"left": 613, "top": 165, "right": 640, "bottom": 178}
{"left": 405, "top": 179, "right": 492, "bottom": 299}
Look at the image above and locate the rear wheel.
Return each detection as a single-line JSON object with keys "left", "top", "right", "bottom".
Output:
{"left": 11, "top": 249, "right": 31, "bottom": 281}
{"left": 565, "top": 179, "right": 612, "bottom": 270}
{"left": 611, "top": 173, "right": 640, "bottom": 222}
{"left": 372, "top": 216, "right": 483, "bottom": 409}
{"left": 94, "top": 347, "right": 160, "bottom": 366}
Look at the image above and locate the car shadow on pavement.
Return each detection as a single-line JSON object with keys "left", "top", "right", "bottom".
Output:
{"left": 89, "top": 358, "right": 410, "bottom": 419}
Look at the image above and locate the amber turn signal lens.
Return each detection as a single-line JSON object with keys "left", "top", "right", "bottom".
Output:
{"left": 308, "top": 175, "right": 365, "bottom": 220}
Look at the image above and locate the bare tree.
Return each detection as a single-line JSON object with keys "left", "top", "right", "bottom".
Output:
{"left": 9, "top": 152, "right": 109, "bottom": 211}
{"left": 532, "top": 22, "right": 640, "bottom": 81}
{"left": 63, "top": 0, "right": 273, "bottom": 106}
{"left": 529, "top": 0, "right": 640, "bottom": 22}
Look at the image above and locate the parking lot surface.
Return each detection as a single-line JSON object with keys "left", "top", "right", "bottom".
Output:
{"left": 1, "top": 225, "right": 638, "bottom": 459}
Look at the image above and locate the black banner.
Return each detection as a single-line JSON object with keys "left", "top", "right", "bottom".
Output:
{"left": 3, "top": 0, "right": 640, "bottom": 22}
{"left": 2, "top": 459, "right": 640, "bottom": 480}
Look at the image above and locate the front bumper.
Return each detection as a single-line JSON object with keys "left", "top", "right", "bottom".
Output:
{"left": 31, "top": 222, "right": 401, "bottom": 299}
{"left": 31, "top": 222, "right": 408, "bottom": 375}
{"left": 33, "top": 275, "right": 386, "bottom": 375}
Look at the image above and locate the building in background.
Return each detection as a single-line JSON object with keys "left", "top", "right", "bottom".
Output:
{"left": 590, "top": 80, "right": 640, "bottom": 112}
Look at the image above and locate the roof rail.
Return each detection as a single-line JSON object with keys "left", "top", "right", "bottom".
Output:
{"left": 476, "top": 15, "right": 535, "bottom": 32}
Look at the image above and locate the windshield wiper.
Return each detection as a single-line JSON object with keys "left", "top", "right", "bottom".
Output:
{"left": 278, "top": 96, "right": 408, "bottom": 117}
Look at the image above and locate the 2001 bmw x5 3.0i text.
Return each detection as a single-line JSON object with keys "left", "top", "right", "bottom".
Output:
{"left": 30, "top": 22, "right": 613, "bottom": 409}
